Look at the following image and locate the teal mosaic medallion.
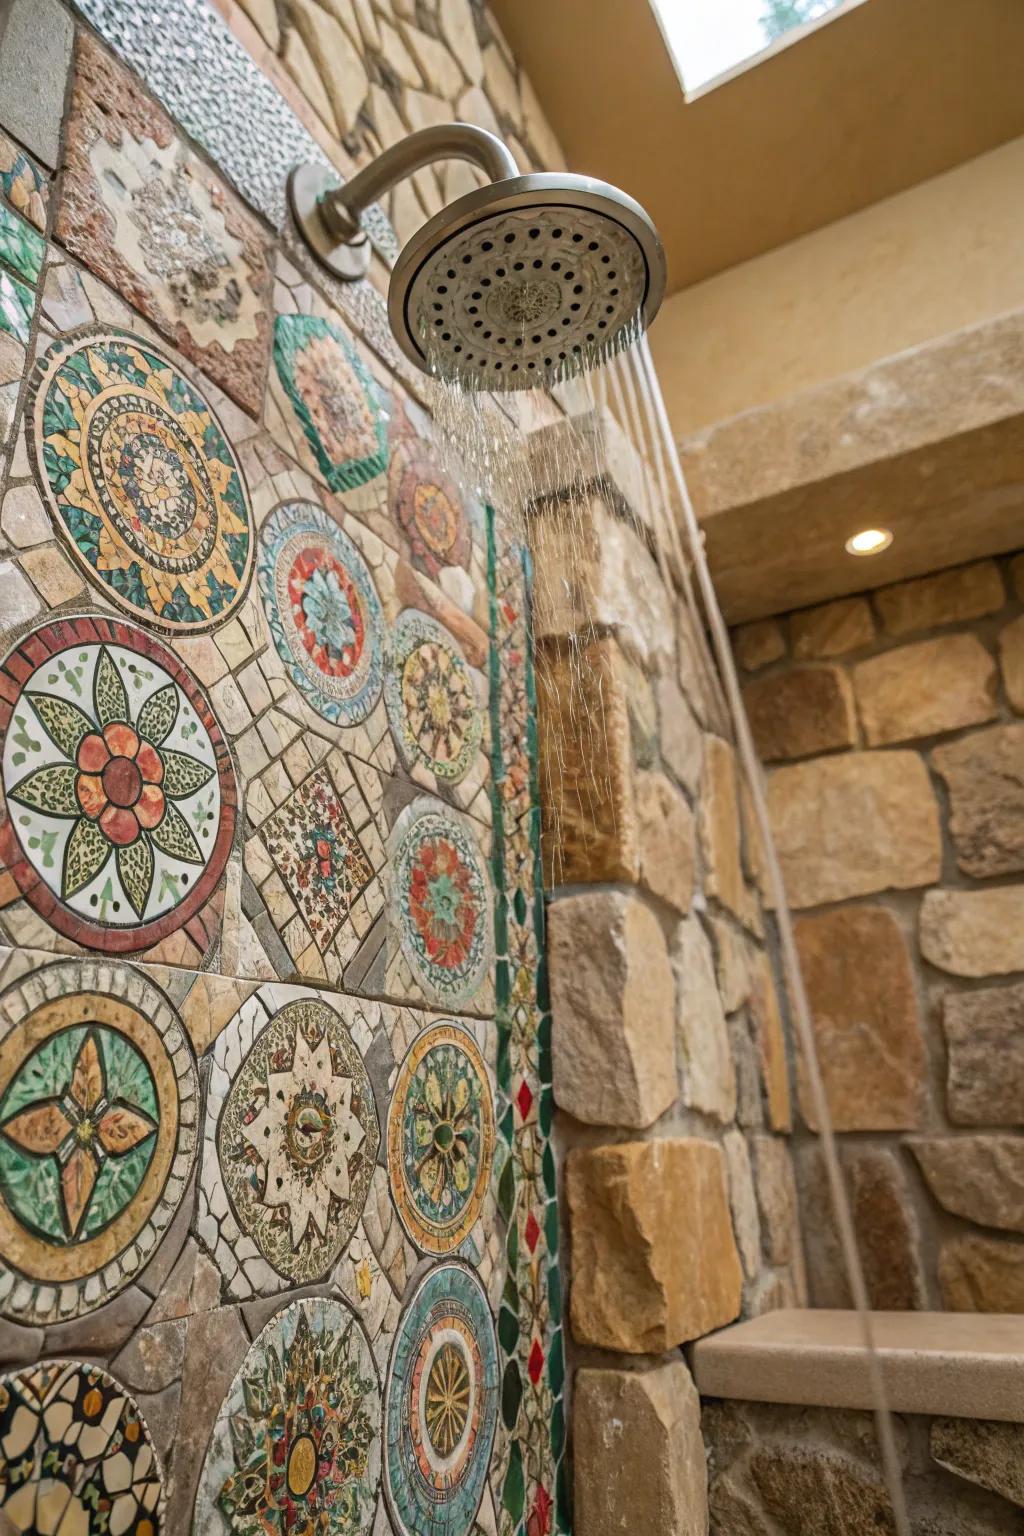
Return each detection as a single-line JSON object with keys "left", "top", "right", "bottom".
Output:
{"left": 383, "top": 1260, "right": 498, "bottom": 1536}
{"left": 273, "top": 314, "right": 388, "bottom": 492}
{"left": 390, "top": 800, "right": 493, "bottom": 1010}
{"left": 256, "top": 499, "right": 385, "bottom": 725}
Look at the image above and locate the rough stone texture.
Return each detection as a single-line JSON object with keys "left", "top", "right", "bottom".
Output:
{"left": 909, "top": 1137, "right": 1024, "bottom": 1235}
{"left": 794, "top": 1143, "right": 852, "bottom": 1309}
{"left": 656, "top": 671, "right": 703, "bottom": 795}
{"left": 848, "top": 1148, "right": 927, "bottom": 1310}
{"left": 674, "top": 915, "right": 737, "bottom": 1123}
{"left": 549, "top": 890, "right": 677, "bottom": 1130}
{"left": 0, "top": 0, "right": 73, "bottom": 167}
{"left": 636, "top": 769, "right": 695, "bottom": 913}
{"left": 943, "top": 981, "right": 1024, "bottom": 1126}
{"left": 853, "top": 634, "right": 998, "bottom": 745}
{"left": 567, "top": 1138, "right": 742, "bottom": 1351}
{"left": 166, "top": 1305, "right": 250, "bottom": 1530}
{"left": 749, "top": 1446, "right": 901, "bottom": 1535}
{"left": 749, "top": 951, "right": 791, "bottom": 1133}
{"left": 790, "top": 597, "right": 875, "bottom": 659}
{"left": 933, "top": 723, "right": 1024, "bottom": 877}
{"left": 931, "top": 1418, "right": 1024, "bottom": 1509}
{"left": 743, "top": 664, "right": 856, "bottom": 762}
{"left": 530, "top": 494, "right": 674, "bottom": 673}
{"left": 723, "top": 1128, "right": 762, "bottom": 1281}
{"left": 874, "top": 560, "right": 1006, "bottom": 637}
{"left": 920, "top": 888, "right": 1024, "bottom": 978}
{"left": 536, "top": 635, "right": 638, "bottom": 885}
{"left": 574, "top": 1362, "right": 709, "bottom": 1536}
{"left": 700, "top": 734, "right": 745, "bottom": 917}
{"left": 767, "top": 751, "right": 941, "bottom": 907}
{"left": 998, "top": 614, "right": 1024, "bottom": 713}
{"left": 734, "top": 617, "right": 786, "bottom": 672}
{"left": 711, "top": 916, "right": 752, "bottom": 1013}
{"left": 751, "top": 1134, "right": 800, "bottom": 1266}
{"left": 939, "top": 1235, "right": 1024, "bottom": 1312}
{"left": 794, "top": 906, "right": 925, "bottom": 1130}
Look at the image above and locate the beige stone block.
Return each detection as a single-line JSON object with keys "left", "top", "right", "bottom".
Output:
{"left": 402, "top": 86, "right": 450, "bottom": 134}
{"left": 574, "top": 1362, "right": 708, "bottom": 1536}
{"left": 530, "top": 493, "right": 674, "bottom": 673}
{"left": 674, "top": 915, "right": 736, "bottom": 1123}
{"left": 748, "top": 952, "right": 791, "bottom": 1133}
{"left": 723, "top": 1128, "right": 761, "bottom": 1281}
{"left": 236, "top": 0, "right": 280, "bottom": 48}
{"left": 700, "top": 735, "right": 744, "bottom": 917}
{"left": 400, "top": 21, "right": 463, "bottom": 101}
{"left": 767, "top": 751, "right": 941, "bottom": 907}
{"left": 794, "top": 906, "right": 924, "bottom": 1131}
{"left": 0, "top": 558, "right": 40, "bottom": 627}
{"left": 535, "top": 636, "right": 638, "bottom": 885}
{"left": 998, "top": 613, "right": 1024, "bottom": 713}
{"left": 520, "top": 70, "right": 566, "bottom": 171}
{"left": 1, "top": 482, "right": 49, "bottom": 547}
{"left": 875, "top": 559, "right": 1005, "bottom": 636}
{"left": 931, "top": 1418, "right": 1024, "bottom": 1509}
{"left": 291, "top": 0, "right": 368, "bottom": 135}
{"left": 567, "top": 1138, "right": 742, "bottom": 1351}
{"left": 482, "top": 43, "right": 520, "bottom": 128}
{"left": 439, "top": 0, "right": 483, "bottom": 85}
{"left": 944, "top": 981, "right": 1024, "bottom": 1126}
{"left": 847, "top": 1148, "right": 926, "bottom": 1311}
{"left": 751, "top": 1134, "right": 800, "bottom": 1266}
{"left": 933, "top": 722, "right": 1024, "bottom": 877}
{"left": 910, "top": 1137, "right": 1024, "bottom": 1235}
{"left": 636, "top": 769, "right": 694, "bottom": 914}
{"left": 790, "top": 596, "right": 875, "bottom": 659}
{"left": 283, "top": 22, "right": 339, "bottom": 135}
{"left": 920, "top": 887, "right": 1024, "bottom": 978}
{"left": 455, "top": 84, "right": 498, "bottom": 139}
{"left": 853, "top": 634, "right": 998, "bottom": 745}
{"left": 549, "top": 890, "right": 677, "bottom": 1130}
{"left": 743, "top": 665, "right": 856, "bottom": 762}
{"left": 733, "top": 617, "right": 785, "bottom": 672}
{"left": 377, "top": 18, "right": 422, "bottom": 88}
{"left": 939, "top": 1234, "right": 1024, "bottom": 1313}
{"left": 656, "top": 673, "right": 702, "bottom": 794}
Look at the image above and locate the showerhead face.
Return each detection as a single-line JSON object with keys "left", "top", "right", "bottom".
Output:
{"left": 389, "top": 173, "right": 666, "bottom": 391}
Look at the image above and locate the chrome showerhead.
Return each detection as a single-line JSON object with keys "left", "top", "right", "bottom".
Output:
{"left": 390, "top": 173, "right": 665, "bottom": 390}
{"left": 290, "top": 125, "right": 665, "bottom": 391}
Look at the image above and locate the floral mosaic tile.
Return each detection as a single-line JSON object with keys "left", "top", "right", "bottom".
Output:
{"left": 273, "top": 313, "right": 388, "bottom": 493}
{"left": 0, "top": 127, "right": 48, "bottom": 232}
{"left": 57, "top": 32, "right": 273, "bottom": 417}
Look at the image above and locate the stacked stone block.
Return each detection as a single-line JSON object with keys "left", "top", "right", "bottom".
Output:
{"left": 733, "top": 552, "right": 1024, "bottom": 1316}
{"left": 529, "top": 468, "right": 805, "bottom": 1531}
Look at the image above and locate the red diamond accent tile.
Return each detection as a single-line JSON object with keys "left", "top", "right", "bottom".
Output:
{"left": 516, "top": 1079, "right": 534, "bottom": 1122}
{"left": 528, "top": 1338, "right": 544, "bottom": 1385}
{"left": 524, "top": 1209, "right": 541, "bottom": 1253}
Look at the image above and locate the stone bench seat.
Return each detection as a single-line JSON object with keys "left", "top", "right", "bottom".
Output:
{"left": 691, "top": 1308, "right": 1024, "bottom": 1423}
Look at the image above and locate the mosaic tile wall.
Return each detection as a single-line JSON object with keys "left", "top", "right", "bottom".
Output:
{"left": 0, "top": 3, "right": 566, "bottom": 1532}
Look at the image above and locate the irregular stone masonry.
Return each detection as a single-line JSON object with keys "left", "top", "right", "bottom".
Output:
{"left": 733, "top": 547, "right": 1024, "bottom": 1321}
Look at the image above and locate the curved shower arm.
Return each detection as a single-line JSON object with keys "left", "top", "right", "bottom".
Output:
{"left": 318, "top": 124, "right": 519, "bottom": 241}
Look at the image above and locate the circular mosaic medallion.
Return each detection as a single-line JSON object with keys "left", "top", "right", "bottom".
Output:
{"left": 195, "top": 1296, "right": 380, "bottom": 1535}
{"left": 30, "top": 329, "right": 253, "bottom": 632}
{"left": 0, "top": 1359, "right": 166, "bottom": 1532}
{"left": 0, "top": 960, "right": 197, "bottom": 1324}
{"left": 387, "top": 1022, "right": 495, "bottom": 1256}
{"left": 0, "top": 615, "right": 236, "bottom": 952}
{"left": 392, "top": 802, "right": 493, "bottom": 1009}
{"left": 389, "top": 436, "right": 471, "bottom": 580}
{"left": 384, "top": 1261, "right": 498, "bottom": 1536}
{"left": 257, "top": 499, "right": 385, "bottom": 725}
{"left": 274, "top": 314, "right": 388, "bottom": 493}
{"left": 386, "top": 611, "right": 483, "bottom": 784}
{"left": 216, "top": 997, "right": 379, "bottom": 1285}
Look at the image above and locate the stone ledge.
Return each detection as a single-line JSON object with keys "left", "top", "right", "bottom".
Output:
{"left": 691, "top": 1309, "right": 1024, "bottom": 1423}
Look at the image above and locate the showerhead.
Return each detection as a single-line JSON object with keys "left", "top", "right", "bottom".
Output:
{"left": 291, "top": 126, "right": 665, "bottom": 392}
{"left": 389, "top": 172, "right": 666, "bottom": 391}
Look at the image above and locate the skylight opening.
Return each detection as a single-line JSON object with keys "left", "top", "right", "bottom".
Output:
{"left": 651, "top": 0, "right": 868, "bottom": 98}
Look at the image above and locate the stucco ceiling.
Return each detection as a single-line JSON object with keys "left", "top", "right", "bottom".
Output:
{"left": 491, "top": 0, "right": 1024, "bottom": 294}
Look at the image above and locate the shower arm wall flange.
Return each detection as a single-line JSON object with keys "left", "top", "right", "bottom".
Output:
{"left": 288, "top": 123, "right": 519, "bottom": 283}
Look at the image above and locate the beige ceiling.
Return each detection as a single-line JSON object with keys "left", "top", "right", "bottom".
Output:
{"left": 492, "top": 0, "right": 1024, "bottom": 294}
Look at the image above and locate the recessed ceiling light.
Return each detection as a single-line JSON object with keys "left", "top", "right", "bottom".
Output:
{"left": 845, "top": 527, "right": 893, "bottom": 557}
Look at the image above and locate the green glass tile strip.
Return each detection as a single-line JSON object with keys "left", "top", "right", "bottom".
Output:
{"left": 487, "top": 506, "right": 568, "bottom": 1536}
{"left": 0, "top": 202, "right": 44, "bottom": 286}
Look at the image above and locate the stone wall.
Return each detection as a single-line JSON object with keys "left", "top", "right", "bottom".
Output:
{"left": 734, "top": 551, "right": 1024, "bottom": 1314}
{"left": 704, "top": 1399, "right": 1024, "bottom": 1534}
{"left": 529, "top": 454, "right": 805, "bottom": 1533}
